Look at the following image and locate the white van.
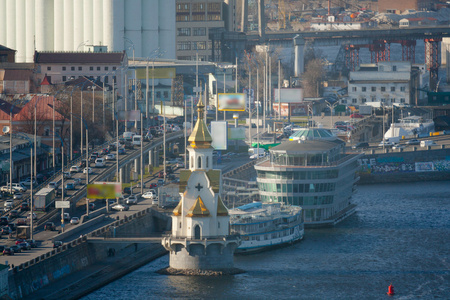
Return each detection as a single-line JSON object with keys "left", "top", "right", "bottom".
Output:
{"left": 420, "top": 140, "right": 436, "bottom": 147}
{"left": 48, "top": 179, "right": 62, "bottom": 189}
{"left": 123, "top": 131, "right": 135, "bottom": 141}
{"left": 95, "top": 158, "right": 105, "bottom": 167}
{"left": 132, "top": 135, "right": 142, "bottom": 146}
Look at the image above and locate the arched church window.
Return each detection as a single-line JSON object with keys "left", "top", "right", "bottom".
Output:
{"left": 206, "top": 156, "right": 209, "bottom": 168}
{"left": 198, "top": 156, "right": 201, "bottom": 168}
{"left": 194, "top": 225, "right": 201, "bottom": 239}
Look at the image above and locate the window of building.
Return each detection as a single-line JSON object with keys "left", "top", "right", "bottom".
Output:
{"left": 178, "top": 56, "right": 191, "bottom": 61}
{"left": 47, "top": 66, "right": 51, "bottom": 71}
{"left": 391, "top": 98, "right": 396, "bottom": 103}
{"left": 62, "top": 66, "right": 66, "bottom": 71}
{"left": 176, "top": 14, "right": 190, "bottom": 21}
{"left": 47, "top": 76, "right": 51, "bottom": 82}
{"left": 206, "top": 157, "right": 209, "bottom": 168}
{"left": 193, "top": 27, "right": 206, "bottom": 36}
{"left": 371, "top": 87, "right": 376, "bottom": 92}
{"left": 62, "top": 76, "right": 67, "bottom": 81}
{"left": 400, "top": 86, "right": 406, "bottom": 92}
{"left": 105, "top": 76, "right": 109, "bottom": 84}
{"left": 176, "top": 3, "right": 189, "bottom": 12}
{"left": 352, "top": 98, "right": 357, "bottom": 103}
{"left": 208, "top": 13, "right": 221, "bottom": 21}
{"left": 381, "top": 86, "right": 386, "bottom": 92}
{"left": 193, "top": 41, "right": 206, "bottom": 50}
{"left": 391, "top": 86, "right": 395, "bottom": 92}
{"left": 156, "top": 92, "right": 161, "bottom": 98}
{"left": 105, "top": 67, "right": 108, "bottom": 71}
{"left": 113, "top": 67, "right": 116, "bottom": 70}
{"left": 71, "top": 66, "right": 75, "bottom": 71}
{"left": 193, "top": 3, "right": 204, "bottom": 11}
{"left": 198, "top": 156, "right": 201, "bottom": 168}
{"left": 352, "top": 87, "right": 357, "bottom": 92}
{"left": 177, "top": 28, "right": 191, "bottom": 36}
{"left": 163, "top": 91, "right": 169, "bottom": 98}
{"left": 400, "top": 98, "right": 405, "bottom": 103}
{"left": 113, "top": 75, "right": 117, "bottom": 83}
{"left": 372, "top": 97, "right": 376, "bottom": 102}
{"left": 90, "top": 66, "right": 94, "bottom": 71}
{"left": 362, "top": 87, "right": 366, "bottom": 92}
{"left": 97, "top": 67, "right": 100, "bottom": 71}
{"left": 362, "top": 98, "right": 366, "bottom": 103}
{"left": 78, "top": 66, "right": 82, "bottom": 71}
{"left": 177, "top": 41, "right": 191, "bottom": 51}
{"left": 393, "top": 65, "right": 397, "bottom": 71}
{"left": 193, "top": 14, "right": 205, "bottom": 21}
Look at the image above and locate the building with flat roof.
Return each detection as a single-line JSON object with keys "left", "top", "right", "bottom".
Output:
{"left": 254, "top": 128, "right": 362, "bottom": 227}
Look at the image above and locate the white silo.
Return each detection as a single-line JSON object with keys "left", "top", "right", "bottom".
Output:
{"left": 6, "top": 0, "right": 16, "bottom": 50}
{"left": 124, "top": 0, "right": 142, "bottom": 59}
{"left": 15, "top": 0, "right": 26, "bottom": 62}
{"left": 158, "top": 0, "right": 176, "bottom": 59}
{"left": 0, "top": 0, "right": 7, "bottom": 46}
{"left": 93, "top": 0, "right": 103, "bottom": 46}
{"left": 35, "top": 0, "right": 54, "bottom": 52}
{"left": 25, "top": 0, "right": 35, "bottom": 62}
{"left": 142, "top": 0, "right": 159, "bottom": 58}
{"left": 83, "top": 0, "right": 94, "bottom": 50}
{"left": 112, "top": 0, "right": 125, "bottom": 52}
{"left": 64, "top": 0, "right": 74, "bottom": 51}
{"left": 54, "top": 0, "right": 64, "bottom": 51}
{"left": 103, "top": 0, "right": 114, "bottom": 51}
{"left": 73, "top": 0, "right": 84, "bottom": 51}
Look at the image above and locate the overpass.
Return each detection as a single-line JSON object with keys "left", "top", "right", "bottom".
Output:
{"left": 217, "top": 26, "right": 450, "bottom": 87}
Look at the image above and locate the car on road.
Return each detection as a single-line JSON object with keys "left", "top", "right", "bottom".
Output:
{"left": 406, "top": 139, "right": 420, "bottom": 145}
{"left": 19, "top": 202, "right": 29, "bottom": 212}
{"left": 89, "top": 203, "right": 95, "bottom": 210}
{"left": 9, "top": 210, "right": 19, "bottom": 218}
{"left": 73, "top": 178, "right": 82, "bottom": 186}
{"left": 2, "top": 248, "right": 14, "bottom": 255}
{"left": 162, "top": 201, "right": 179, "bottom": 209}
{"left": 152, "top": 196, "right": 159, "bottom": 206}
{"left": 176, "top": 162, "right": 185, "bottom": 168}
{"left": 350, "top": 113, "right": 364, "bottom": 118}
{"left": 15, "top": 238, "right": 26, "bottom": 245}
{"left": 70, "top": 217, "right": 80, "bottom": 225}
{"left": 18, "top": 242, "right": 31, "bottom": 251}
{"left": 125, "top": 195, "right": 138, "bottom": 205}
{"left": 16, "top": 218, "right": 27, "bottom": 225}
{"left": 20, "top": 178, "right": 36, "bottom": 187}
{"left": 27, "top": 239, "right": 37, "bottom": 248}
{"left": 63, "top": 171, "right": 72, "bottom": 179}
{"left": 78, "top": 159, "right": 87, "bottom": 169}
{"left": 352, "top": 142, "right": 370, "bottom": 150}
{"left": 118, "top": 147, "right": 126, "bottom": 155}
{"left": 44, "top": 222, "right": 56, "bottom": 231}
{"left": 53, "top": 241, "right": 63, "bottom": 248}
{"left": 70, "top": 165, "right": 80, "bottom": 173}
{"left": 157, "top": 179, "right": 165, "bottom": 186}
{"left": 83, "top": 167, "right": 93, "bottom": 174}
{"left": 65, "top": 181, "right": 76, "bottom": 190}
{"left": 378, "top": 141, "right": 394, "bottom": 148}
{"left": 123, "top": 187, "right": 131, "bottom": 194}
{"left": 149, "top": 183, "right": 158, "bottom": 189}
{"left": 112, "top": 204, "right": 129, "bottom": 211}
{"left": 10, "top": 245, "right": 21, "bottom": 253}
{"left": 142, "top": 191, "right": 156, "bottom": 199}
{"left": 0, "top": 216, "right": 9, "bottom": 225}
{"left": 392, "top": 144, "right": 405, "bottom": 150}
{"left": 13, "top": 192, "right": 23, "bottom": 200}
{"left": 1, "top": 226, "right": 11, "bottom": 235}
{"left": 105, "top": 153, "right": 115, "bottom": 160}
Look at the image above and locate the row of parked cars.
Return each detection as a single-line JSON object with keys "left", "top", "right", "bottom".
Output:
{"left": 2, "top": 239, "right": 38, "bottom": 255}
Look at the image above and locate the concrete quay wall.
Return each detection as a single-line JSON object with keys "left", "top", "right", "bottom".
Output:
{"left": 358, "top": 148, "right": 450, "bottom": 184}
{"left": 7, "top": 208, "right": 170, "bottom": 299}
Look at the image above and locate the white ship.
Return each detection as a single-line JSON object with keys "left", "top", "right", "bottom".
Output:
{"left": 229, "top": 202, "right": 304, "bottom": 254}
{"left": 384, "top": 116, "right": 435, "bottom": 142}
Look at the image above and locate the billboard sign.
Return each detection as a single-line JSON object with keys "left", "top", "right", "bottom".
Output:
{"left": 87, "top": 183, "right": 121, "bottom": 199}
{"left": 118, "top": 110, "right": 140, "bottom": 121}
{"left": 273, "top": 88, "right": 303, "bottom": 103}
{"left": 135, "top": 68, "right": 176, "bottom": 79}
{"left": 218, "top": 93, "right": 246, "bottom": 111}
{"left": 211, "top": 121, "right": 228, "bottom": 150}
{"left": 55, "top": 201, "right": 70, "bottom": 208}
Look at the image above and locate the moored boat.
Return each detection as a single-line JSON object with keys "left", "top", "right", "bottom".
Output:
{"left": 229, "top": 202, "right": 304, "bottom": 254}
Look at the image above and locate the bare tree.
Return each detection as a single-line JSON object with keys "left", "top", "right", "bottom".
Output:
{"left": 302, "top": 58, "right": 326, "bottom": 97}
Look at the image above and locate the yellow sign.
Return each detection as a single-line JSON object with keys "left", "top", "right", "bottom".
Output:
{"left": 136, "top": 68, "right": 176, "bottom": 79}
{"left": 87, "top": 183, "right": 121, "bottom": 199}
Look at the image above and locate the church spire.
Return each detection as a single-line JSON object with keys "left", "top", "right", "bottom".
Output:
{"left": 188, "top": 96, "right": 212, "bottom": 149}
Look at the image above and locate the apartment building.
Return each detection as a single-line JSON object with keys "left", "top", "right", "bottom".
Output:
{"left": 176, "top": 0, "right": 236, "bottom": 62}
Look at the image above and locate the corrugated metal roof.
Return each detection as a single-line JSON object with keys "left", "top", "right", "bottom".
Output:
{"left": 350, "top": 71, "right": 410, "bottom": 81}
{"left": 3, "top": 69, "right": 32, "bottom": 81}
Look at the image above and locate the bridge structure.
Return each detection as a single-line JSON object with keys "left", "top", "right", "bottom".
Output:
{"left": 218, "top": 26, "right": 450, "bottom": 89}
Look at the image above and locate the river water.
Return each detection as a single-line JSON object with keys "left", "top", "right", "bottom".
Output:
{"left": 83, "top": 181, "right": 449, "bottom": 299}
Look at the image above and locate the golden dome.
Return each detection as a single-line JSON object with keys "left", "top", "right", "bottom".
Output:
{"left": 187, "top": 196, "right": 210, "bottom": 217}
{"left": 188, "top": 97, "right": 212, "bottom": 149}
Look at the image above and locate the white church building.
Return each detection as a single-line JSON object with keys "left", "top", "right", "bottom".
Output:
{"left": 162, "top": 99, "right": 240, "bottom": 272}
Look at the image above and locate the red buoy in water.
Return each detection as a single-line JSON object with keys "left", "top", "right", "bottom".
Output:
{"left": 387, "top": 284, "right": 395, "bottom": 296}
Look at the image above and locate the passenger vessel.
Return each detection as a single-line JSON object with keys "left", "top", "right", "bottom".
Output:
{"left": 229, "top": 202, "right": 304, "bottom": 253}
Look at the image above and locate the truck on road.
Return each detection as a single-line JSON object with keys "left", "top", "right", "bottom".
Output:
{"left": 16, "top": 225, "right": 30, "bottom": 240}
{"left": 35, "top": 188, "right": 56, "bottom": 211}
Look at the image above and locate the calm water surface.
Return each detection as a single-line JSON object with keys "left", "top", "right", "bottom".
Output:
{"left": 83, "top": 181, "right": 450, "bottom": 299}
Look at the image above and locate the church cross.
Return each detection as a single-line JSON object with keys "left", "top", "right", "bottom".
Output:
{"left": 195, "top": 183, "right": 203, "bottom": 191}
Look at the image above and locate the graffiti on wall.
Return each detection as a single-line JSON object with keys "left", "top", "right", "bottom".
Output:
{"left": 359, "top": 157, "right": 450, "bottom": 174}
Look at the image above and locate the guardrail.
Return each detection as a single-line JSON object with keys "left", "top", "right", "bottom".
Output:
{"left": 12, "top": 206, "right": 156, "bottom": 273}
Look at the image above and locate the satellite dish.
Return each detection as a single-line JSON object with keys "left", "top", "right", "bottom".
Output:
{"left": 2, "top": 126, "right": 10, "bottom": 134}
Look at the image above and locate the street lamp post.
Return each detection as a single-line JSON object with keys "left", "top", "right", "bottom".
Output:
{"left": 90, "top": 85, "right": 96, "bottom": 123}
{"left": 325, "top": 100, "right": 339, "bottom": 129}
{"left": 72, "top": 114, "right": 89, "bottom": 215}
{"left": 51, "top": 132, "right": 65, "bottom": 232}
